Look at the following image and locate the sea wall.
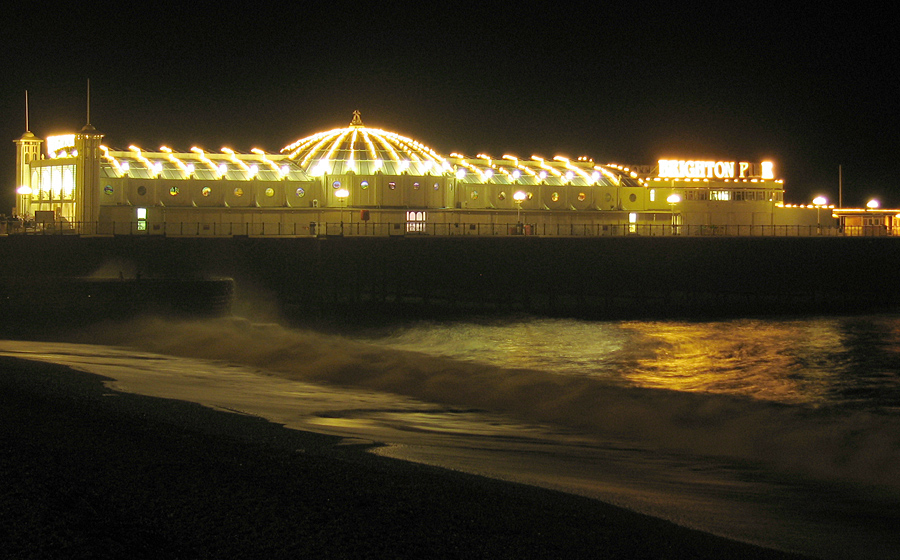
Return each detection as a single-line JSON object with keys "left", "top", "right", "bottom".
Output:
{"left": 2, "top": 235, "right": 899, "bottom": 324}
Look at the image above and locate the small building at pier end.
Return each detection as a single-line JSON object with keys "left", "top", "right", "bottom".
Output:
{"left": 12, "top": 111, "right": 843, "bottom": 237}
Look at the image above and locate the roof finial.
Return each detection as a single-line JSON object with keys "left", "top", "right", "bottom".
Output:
{"left": 350, "top": 110, "right": 363, "bottom": 127}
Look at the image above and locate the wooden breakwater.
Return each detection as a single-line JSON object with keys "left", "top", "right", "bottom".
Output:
{"left": 1, "top": 235, "right": 899, "bottom": 325}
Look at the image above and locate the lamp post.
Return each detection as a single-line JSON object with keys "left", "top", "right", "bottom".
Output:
{"left": 813, "top": 196, "right": 827, "bottom": 234}
{"left": 513, "top": 190, "right": 527, "bottom": 234}
{"left": 666, "top": 193, "right": 681, "bottom": 235}
{"left": 335, "top": 187, "right": 349, "bottom": 235}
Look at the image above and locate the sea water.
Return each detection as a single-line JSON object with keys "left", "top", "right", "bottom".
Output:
{"left": 3, "top": 313, "right": 899, "bottom": 559}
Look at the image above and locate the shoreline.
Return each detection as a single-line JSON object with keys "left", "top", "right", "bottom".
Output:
{"left": 0, "top": 356, "right": 811, "bottom": 559}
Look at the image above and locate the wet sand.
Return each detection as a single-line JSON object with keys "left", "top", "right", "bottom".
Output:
{"left": 0, "top": 356, "right": 811, "bottom": 559}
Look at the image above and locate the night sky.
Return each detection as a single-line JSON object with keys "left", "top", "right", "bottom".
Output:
{"left": 2, "top": 4, "right": 897, "bottom": 214}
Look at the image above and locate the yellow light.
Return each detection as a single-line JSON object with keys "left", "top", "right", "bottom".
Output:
{"left": 16, "top": 185, "right": 31, "bottom": 194}
{"left": 812, "top": 196, "right": 827, "bottom": 206}
{"left": 46, "top": 134, "right": 76, "bottom": 157}
{"left": 867, "top": 199, "right": 880, "bottom": 209}
{"left": 666, "top": 194, "right": 681, "bottom": 204}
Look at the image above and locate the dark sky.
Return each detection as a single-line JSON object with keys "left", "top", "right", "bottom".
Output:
{"left": 2, "top": 4, "right": 897, "bottom": 213}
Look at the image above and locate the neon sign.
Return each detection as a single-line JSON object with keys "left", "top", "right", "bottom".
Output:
{"left": 658, "top": 159, "right": 774, "bottom": 180}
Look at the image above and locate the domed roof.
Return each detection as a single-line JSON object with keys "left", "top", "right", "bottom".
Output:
{"left": 280, "top": 111, "right": 643, "bottom": 188}
{"left": 281, "top": 111, "right": 452, "bottom": 176}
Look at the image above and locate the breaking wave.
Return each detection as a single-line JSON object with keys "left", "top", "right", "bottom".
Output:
{"left": 73, "top": 315, "right": 900, "bottom": 491}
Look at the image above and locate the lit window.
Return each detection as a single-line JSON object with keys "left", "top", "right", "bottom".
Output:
{"left": 629, "top": 212, "right": 637, "bottom": 233}
{"left": 433, "top": 182, "right": 440, "bottom": 190}
{"left": 169, "top": 186, "right": 179, "bottom": 196}
{"left": 201, "top": 186, "right": 211, "bottom": 197}
{"left": 296, "top": 187, "right": 305, "bottom": 197}
{"left": 551, "top": 192, "right": 559, "bottom": 202}
{"left": 413, "top": 182, "right": 420, "bottom": 190}
{"left": 650, "top": 189, "right": 656, "bottom": 202}
{"left": 234, "top": 187, "right": 244, "bottom": 197}
{"left": 103, "top": 185, "right": 113, "bottom": 195}
{"left": 577, "top": 192, "right": 586, "bottom": 202}
{"left": 136, "top": 208, "right": 147, "bottom": 220}
{"left": 389, "top": 182, "right": 396, "bottom": 190}
{"left": 470, "top": 191, "right": 479, "bottom": 200}
{"left": 265, "top": 187, "right": 275, "bottom": 197}
{"left": 332, "top": 180, "right": 341, "bottom": 189}
{"left": 360, "top": 180, "right": 369, "bottom": 189}
{"left": 498, "top": 191, "right": 506, "bottom": 201}
{"left": 406, "top": 211, "right": 427, "bottom": 233}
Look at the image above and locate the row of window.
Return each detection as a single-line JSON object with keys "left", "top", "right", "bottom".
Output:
{"left": 332, "top": 180, "right": 442, "bottom": 190}
{"left": 107, "top": 184, "right": 310, "bottom": 199}
{"left": 108, "top": 184, "right": 785, "bottom": 205}
{"left": 684, "top": 190, "right": 782, "bottom": 202}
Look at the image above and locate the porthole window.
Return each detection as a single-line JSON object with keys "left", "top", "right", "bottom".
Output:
{"left": 169, "top": 186, "right": 179, "bottom": 196}
{"left": 629, "top": 193, "right": 637, "bottom": 202}
{"left": 137, "top": 185, "right": 147, "bottom": 196}
{"left": 526, "top": 192, "right": 534, "bottom": 200}
{"left": 360, "top": 180, "right": 369, "bottom": 189}
{"left": 605, "top": 193, "right": 612, "bottom": 202}
{"left": 201, "top": 186, "right": 212, "bottom": 197}
{"left": 498, "top": 191, "right": 506, "bottom": 201}
{"left": 234, "top": 187, "right": 244, "bottom": 197}
{"left": 296, "top": 187, "right": 306, "bottom": 197}
{"left": 433, "top": 182, "right": 440, "bottom": 190}
{"left": 265, "top": 187, "right": 275, "bottom": 197}
{"left": 577, "top": 192, "right": 586, "bottom": 202}
{"left": 332, "top": 180, "right": 341, "bottom": 189}
{"left": 413, "top": 182, "right": 420, "bottom": 190}
{"left": 551, "top": 192, "right": 559, "bottom": 202}
{"left": 103, "top": 185, "right": 113, "bottom": 195}
{"left": 389, "top": 182, "right": 397, "bottom": 190}
{"left": 471, "top": 191, "right": 479, "bottom": 200}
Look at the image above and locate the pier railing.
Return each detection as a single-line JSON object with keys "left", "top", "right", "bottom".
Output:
{"left": 2, "top": 220, "right": 891, "bottom": 238}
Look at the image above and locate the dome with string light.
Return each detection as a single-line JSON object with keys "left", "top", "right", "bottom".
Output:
{"left": 280, "top": 111, "right": 642, "bottom": 188}
{"left": 281, "top": 110, "right": 453, "bottom": 177}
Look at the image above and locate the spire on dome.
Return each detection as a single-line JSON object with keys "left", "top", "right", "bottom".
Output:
{"left": 350, "top": 110, "right": 363, "bottom": 127}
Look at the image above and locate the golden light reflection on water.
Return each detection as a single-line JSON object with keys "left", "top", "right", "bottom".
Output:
{"left": 370, "top": 316, "right": 897, "bottom": 406}
{"left": 616, "top": 319, "right": 847, "bottom": 404}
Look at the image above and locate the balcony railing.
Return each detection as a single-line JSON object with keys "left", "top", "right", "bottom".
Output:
{"left": 2, "top": 220, "right": 891, "bottom": 238}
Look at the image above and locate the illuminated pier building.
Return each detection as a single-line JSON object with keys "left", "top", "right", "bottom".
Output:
{"left": 15, "top": 110, "right": 885, "bottom": 237}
